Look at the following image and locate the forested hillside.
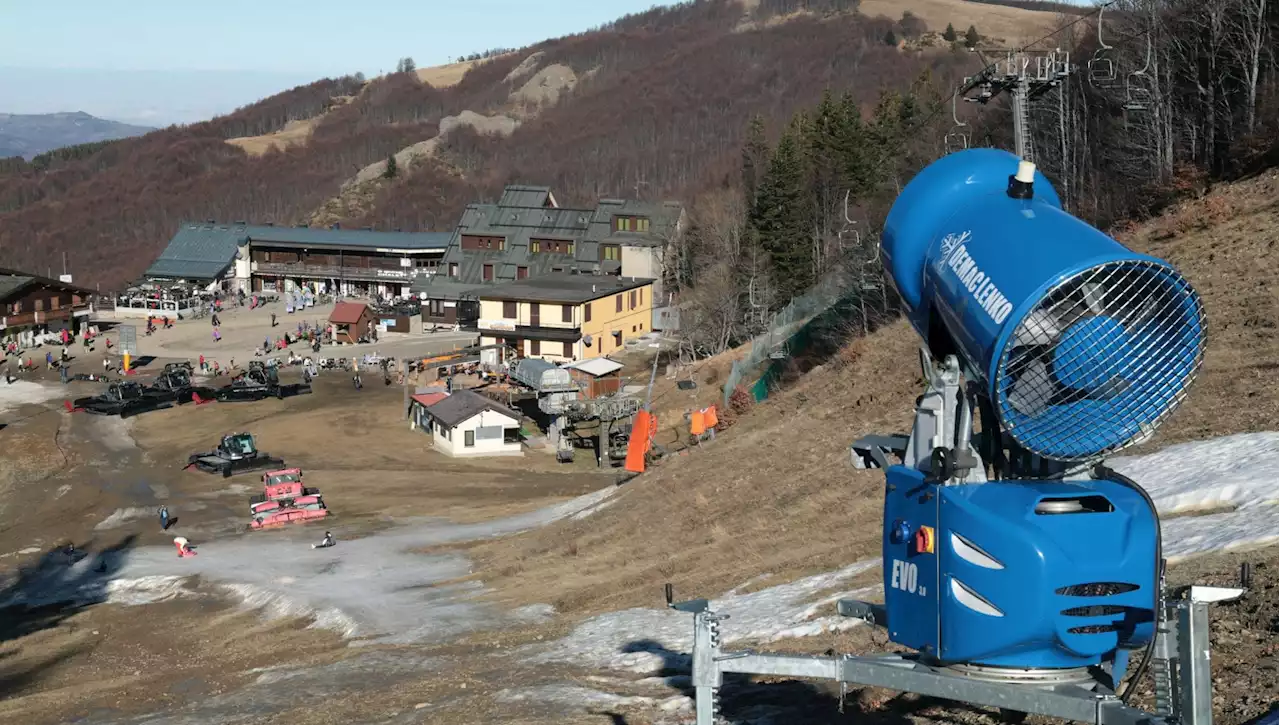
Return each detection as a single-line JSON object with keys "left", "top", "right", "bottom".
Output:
{"left": 0, "top": 0, "right": 1010, "bottom": 286}
{"left": 0, "top": 0, "right": 1273, "bottom": 299}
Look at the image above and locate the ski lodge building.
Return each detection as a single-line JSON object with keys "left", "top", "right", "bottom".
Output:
{"left": 0, "top": 267, "right": 97, "bottom": 348}
{"left": 142, "top": 222, "right": 451, "bottom": 298}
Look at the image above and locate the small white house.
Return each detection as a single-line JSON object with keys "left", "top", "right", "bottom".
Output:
{"left": 422, "top": 389, "right": 523, "bottom": 457}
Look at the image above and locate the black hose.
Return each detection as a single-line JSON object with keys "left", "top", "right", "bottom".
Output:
{"left": 1093, "top": 463, "right": 1162, "bottom": 703}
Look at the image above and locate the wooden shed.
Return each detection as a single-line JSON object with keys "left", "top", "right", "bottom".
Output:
{"left": 329, "top": 302, "right": 376, "bottom": 344}
{"left": 564, "top": 357, "right": 624, "bottom": 397}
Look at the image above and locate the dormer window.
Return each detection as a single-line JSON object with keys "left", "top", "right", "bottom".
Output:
{"left": 613, "top": 216, "right": 650, "bottom": 233}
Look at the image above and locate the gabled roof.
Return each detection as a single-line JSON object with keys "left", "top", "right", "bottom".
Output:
{"left": 476, "top": 272, "right": 653, "bottom": 304}
{"left": 145, "top": 222, "right": 248, "bottom": 281}
{"left": 246, "top": 226, "right": 450, "bottom": 251}
{"left": 0, "top": 266, "right": 98, "bottom": 301}
{"left": 411, "top": 392, "right": 449, "bottom": 407}
{"left": 564, "top": 357, "right": 624, "bottom": 377}
{"left": 424, "top": 389, "right": 521, "bottom": 427}
{"left": 498, "top": 185, "right": 557, "bottom": 208}
{"left": 438, "top": 186, "right": 684, "bottom": 286}
{"left": 328, "top": 301, "right": 370, "bottom": 324}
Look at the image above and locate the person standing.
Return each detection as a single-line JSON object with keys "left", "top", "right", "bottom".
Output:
{"left": 159, "top": 506, "right": 170, "bottom": 531}
{"left": 60, "top": 362, "right": 68, "bottom": 384}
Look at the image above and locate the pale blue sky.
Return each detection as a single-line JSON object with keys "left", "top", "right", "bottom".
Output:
{"left": 0, "top": 0, "right": 669, "bottom": 124}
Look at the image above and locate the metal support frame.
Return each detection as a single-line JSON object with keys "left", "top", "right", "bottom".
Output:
{"left": 669, "top": 583, "right": 1240, "bottom": 725}
{"left": 961, "top": 49, "right": 1072, "bottom": 163}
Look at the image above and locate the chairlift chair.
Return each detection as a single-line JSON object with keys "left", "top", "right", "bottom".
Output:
{"left": 1087, "top": 5, "right": 1118, "bottom": 88}
{"left": 1122, "top": 36, "right": 1154, "bottom": 112}
{"left": 943, "top": 93, "right": 971, "bottom": 154}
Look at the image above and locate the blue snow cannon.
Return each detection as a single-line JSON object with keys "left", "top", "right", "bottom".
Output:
{"left": 882, "top": 148, "right": 1206, "bottom": 462}
{"left": 873, "top": 149, "right": 1206, "bottom": 671}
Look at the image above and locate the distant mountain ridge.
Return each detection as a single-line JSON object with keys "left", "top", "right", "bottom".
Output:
{"left": 0, "top": 111, "right": 153, "bottom": 159}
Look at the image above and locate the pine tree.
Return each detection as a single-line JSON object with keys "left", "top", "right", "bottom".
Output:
{"left": 383, "top": 154, "right": 399, "bottom": 179}
{"left": 965, "top": 25, "right": 980, "bottom": 48}
{"left": 883, "top": 29, "right": 898, "bottom": 46}
{"left": 942, "top": 23, "right": 957, "bottom": 42}
{"left": 754, "top": 122, "right": 813, "bottom": 300}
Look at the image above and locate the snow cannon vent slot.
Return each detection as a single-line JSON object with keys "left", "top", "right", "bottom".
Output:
{"left": 1035, "top": 495, "right": 1113, "bottom": 515}
{"left": 1055, "top": 582, "right": 1139, "bottom": 597}
{"left": 1061, "top": 604, "right": 1128, "bottom": 617}
{"left": 1067, "top": 624, "right": 1118, "bottom": 634}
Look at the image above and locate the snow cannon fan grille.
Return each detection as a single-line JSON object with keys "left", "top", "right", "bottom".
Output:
{"left": 995, "top": 259, "right": 1205, "bottom": 463}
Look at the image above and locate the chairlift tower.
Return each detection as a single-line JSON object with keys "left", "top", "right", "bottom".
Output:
{"left": 960, "top": 49, "right": 1073, "bottom": 163}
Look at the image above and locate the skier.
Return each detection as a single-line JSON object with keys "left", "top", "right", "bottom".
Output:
{"left": 312, "top": 531, "right": 336, "bottom": 549}
{"left": 158, "top": 505, "right": 170, "bottom": 531}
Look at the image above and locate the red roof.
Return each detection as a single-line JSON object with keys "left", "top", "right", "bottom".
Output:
{"left": 411, "top": 392, "right": 449, "bottom": 407}
{"left": 329, "top": 302, "right": 369, "bottom": 325}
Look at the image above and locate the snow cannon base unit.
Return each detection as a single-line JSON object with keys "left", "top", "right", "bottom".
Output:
{"left": 249, "top": 468, "right": 329, "bottom": 529}
{"left": 664, "top": 151, "right": 1245, "bottom": 725}
{"left": 185, "top": 433, "right": 286, "bottom": 478}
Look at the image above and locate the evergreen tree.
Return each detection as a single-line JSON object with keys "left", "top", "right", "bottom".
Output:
{"left": 942, "top": 23, "right": 957, "bottom": 42}
{"left": 965, "top": 25, "right": 980, "bottom": 48}
{"left": 741, "top": 115, "right": 770, "bottom": 224}
{"left": 384, "top": 154, "right": 399, "bottom": 179}
{"left": 753, "top": 121, "right": 813, "bottom": 300}
{"left": 883, "top": 28, "right": 898, "bottom": 46}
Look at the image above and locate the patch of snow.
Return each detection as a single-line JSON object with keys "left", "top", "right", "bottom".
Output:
{"left": 94, "top": 507, "right": 157, "bottom": 530}
{"left": 530, "top": 560, "right": 877, "bottom": 673}
{"left": 17, "top": 484, "right": 621, "bottom": 645}
{"left": 511, "top": 602, "right": 556, "bottom": 623}
{"left": 494, "top": 684, "right": 657, "bottom": 710}
{"left": 0, "top": 379, "right": 63, "bottom": 413}
{"left": 54, "top": 484, "right": 71, "bottom": 498}
{"left": 1112, "top": 432, "right": 1279, "bottom": 559}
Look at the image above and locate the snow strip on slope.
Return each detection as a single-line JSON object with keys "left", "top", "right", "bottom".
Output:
{"left": 529, "top": 560, "right": 878, "bottom": 673}
{"left": 1112, "top": 431, "right": 1279, "bottom": 559}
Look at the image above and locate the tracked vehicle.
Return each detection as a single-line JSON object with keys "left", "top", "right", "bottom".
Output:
{"left": 249, "top": 468, "right": 329, "bottom": 529}
{"left": 185, "top": 432, "right": 286, "bottom": 478}
{"left": 215, "top": 361, "right": 312, "bottom": 402}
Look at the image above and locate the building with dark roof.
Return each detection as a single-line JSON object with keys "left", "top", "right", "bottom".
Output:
{"left": 410, "top": 278, "right": 486, "bottom": 330}
{"left": 475, "top": 272, "right": 655, "bottom": 364}
{"left": 437, "top": 185, "right": 683, "bottom": 300}
{"left": 420, "top": 389, "right": 523, "bottom": 458}
{"left": 144, "top": 221, "right": 451, "bottom": 299}
{"left": 0, "top": 267, "right": 98, "bottom": 346}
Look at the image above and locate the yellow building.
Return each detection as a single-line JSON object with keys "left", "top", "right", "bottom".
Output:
{"left": 476, "top": 273, "right": 654, "bottom": 363}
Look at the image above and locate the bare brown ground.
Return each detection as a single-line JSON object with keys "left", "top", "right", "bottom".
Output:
{"left": 224, "top": 95, "right": 356, "bottom": 156}
{"left": 415, "top": 58, "right": 500, "bottom": 88}
{"left": 0, "top": 365, "right": 616, "bottom": 724}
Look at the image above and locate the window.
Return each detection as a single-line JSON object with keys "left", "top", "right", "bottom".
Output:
{"left": 601, "top": 244, "right": 620, "bottom": 261}
{"left": 34, "top": 298, "right": 44, "bottom": 312}
{"left": 584, "top": 303, "right": 592, "bottom": 322}
{"left": 530, "top": 240, "right": 540, "bottom": 253}
{"left": 483, "top": 263, "right": 494, "bottom": 281}
{"left": 561, "top": 304, "right": 572, "bottom": 323}
{"left": 563, "top": 342, "right": 573, "bottom": 358}
{"left": 504, "top": 427, "right": 520, "bottom": 444}
{"left": 462, "top": 235, "right": 505, "bottom": 251}
{"left": 517, "top": 266, "right": 528, "bottom": 279}
{"left": 614, "top": 216, "right": 631, "bottom": 232}
{"left": 530, "top": 339, "right": 541, "bottom": 356}
{"left": 502, "top": 301, "right": 517, "bottom": 319}
{"left": 637, "top": 217, "right": 650, "bottom": 232}
{"left": 629, "top": 290, "right": 636, "bottom": 310}
{"left": 449, "top": 263, "right": 458, "bottom": 277}
{"left": 567, "top": 242, "right": 575, "bottom": 255}
{"left": 615, "top": 295, "right": 622, "bottom": 313}
{"left": 465, "top": 430, "right": 475, "bottom": 447}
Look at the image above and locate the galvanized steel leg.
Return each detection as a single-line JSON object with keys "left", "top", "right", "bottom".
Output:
{"left": 1178, "top": 601, "right": 1213, "bottom": 725}
{"left": 691, "top": 611, "right": 723, "bottom": 725}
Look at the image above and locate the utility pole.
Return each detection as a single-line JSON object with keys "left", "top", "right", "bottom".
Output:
{"left": 959, "top": 49, "right": 1073, "bottom": 164}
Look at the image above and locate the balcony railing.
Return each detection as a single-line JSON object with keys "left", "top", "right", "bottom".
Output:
{"left": 1, "top": 304, "right": 93, "bottom": 329}
{"left": 253, "top": 262, "right": 434, "bottom": 282}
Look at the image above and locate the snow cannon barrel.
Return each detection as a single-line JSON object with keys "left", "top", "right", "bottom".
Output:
{"left": 882, "top": 148, "right": 1205, "bottom": 462}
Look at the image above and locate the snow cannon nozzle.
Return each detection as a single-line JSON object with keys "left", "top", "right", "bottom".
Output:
{"left": 1007, "top": 159, "right": 1036, "bottom": 200}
